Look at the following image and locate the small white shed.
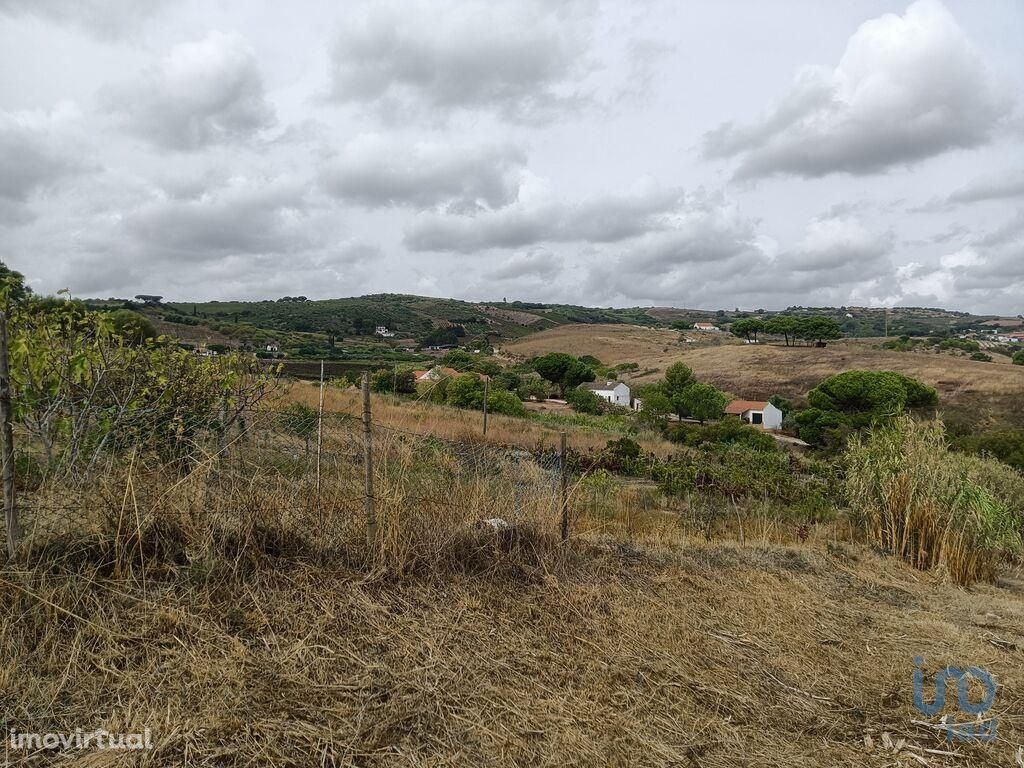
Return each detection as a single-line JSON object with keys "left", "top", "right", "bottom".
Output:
{"left": 724, "top": 399, "right": 783, "bottom": 430}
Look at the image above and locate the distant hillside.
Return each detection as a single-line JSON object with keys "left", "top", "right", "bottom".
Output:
{"left": 82, "top": 293, "right": 1013, "bottom": 361}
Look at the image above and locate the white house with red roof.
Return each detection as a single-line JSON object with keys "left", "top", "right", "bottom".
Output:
{"left": 724, "top": 399, "right": 783, "bottom": 430}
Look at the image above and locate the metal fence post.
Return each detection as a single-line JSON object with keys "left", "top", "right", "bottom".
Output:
{"left": 559, "top": 431, "right": 568, "bottom": 543}
{"left": 0, "top": 311, "right": 18, "bottom": 560}
{"left": 361, "top": 371, "right": 377, "bottom": 550}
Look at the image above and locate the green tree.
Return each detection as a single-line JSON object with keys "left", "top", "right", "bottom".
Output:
{"left": 567, "top": 387, "right": 606, "bottom": 415}
{"left": 370, "top": 367, "right": 416, "bottom": 394}
{"left": 638, "top": 389, "right": 673, "bottom": 426}
{"left": 765, "top": 315, "right": 800, "bottom": 346}
{"left": 807, "top": 370, "right": 938, "bottom": 419}
{"left": 440, "top": 349, "right": 474, "bottom": 367}
{"left": 663, "top": 361, "right": 695, "bottom": 394}
{"left": 730, "top": 318, "right": 764, "bottom": 342}
{"left": 517, "top": 376, "right": 550, "bottom": 401}
{"left": 1013, "top": 350, "right": 1024, "bottom": 366}
{"left": 108, "top": 309, "right": 157, "bottom": 345}
{"left": 445, "top": 373, "right": 486, "bottom": 408}
{"left": 676, "top": 383, "right": 728, "bottom": 424}
{"left": 797, "top": 316, "right": 843, "bottom": 345}
{"left": 0, "top": 260, "right": 32, "bottom": 304}
{"left": 532, "top": 352, "right": 595, "bottom": 398}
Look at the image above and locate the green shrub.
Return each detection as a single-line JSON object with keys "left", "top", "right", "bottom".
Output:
{"left": 567, "top": 387, "right": 606, "bottom": 415}
{"left": 1012, "top": 350, "right": 1024, "bottom": 366}
{"left": 486, "top": 390, "right": 526, "bottom": 417}
{"left": 969, "top": 352, "right": 992, "bottom": 362}
{"left": 666, "top": 418, "right": 777, "bottom": 452}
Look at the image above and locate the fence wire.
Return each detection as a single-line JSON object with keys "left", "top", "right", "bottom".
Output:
{"left": 5, "top": 393, "right": 573, "bottom": 561}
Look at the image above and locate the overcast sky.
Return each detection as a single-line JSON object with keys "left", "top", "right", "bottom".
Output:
{"left": 1, "top": 0, "right": 1022, "bottom": 312}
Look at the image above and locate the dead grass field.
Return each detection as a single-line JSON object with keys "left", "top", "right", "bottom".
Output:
{"left": 505, "top": 324, "right": 1024, "bottom": 425}
{"left": 3, "top": 532, "right": 1021, "bottom": 767}
{"left": 284, "top": 381, "right": 681, "bottom": 458}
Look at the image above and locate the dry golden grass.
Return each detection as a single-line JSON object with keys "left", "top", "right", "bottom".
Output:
{"left": 505, "top": 324, "right": 1024, "bottom": 419}
{"left": 283, "top": 381, "right": 681, "bottom": 459}
{"left": 2, "top": 527, "right": 1021, "bottom": 766}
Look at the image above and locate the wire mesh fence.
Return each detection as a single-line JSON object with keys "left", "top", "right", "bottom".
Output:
{"left": 3, "top": 376, "right": 573, "bottom": 567}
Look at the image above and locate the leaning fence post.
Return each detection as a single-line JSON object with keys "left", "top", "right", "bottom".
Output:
{"left": 0, "top": 310, "right": 19, "bottom": 560}
{"left": 559, "top": 431, "right": 569, "bottom": 543}
{"left": 361, "top": 371, "right": 377, "bottom": 551}
{"left": 315, "top": 359, "right": 325, "bottom": 522}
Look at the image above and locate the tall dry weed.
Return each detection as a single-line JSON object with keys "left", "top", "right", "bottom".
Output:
{"left": 844, "top": 416, "right": 1023, "bottom": 583}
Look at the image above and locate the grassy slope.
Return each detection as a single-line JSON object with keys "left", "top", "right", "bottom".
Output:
{"left": 504, "top": 324, "right": 1024, "bottom": 428}
{"left": 3, "top": 538, "right": 1021, "bottom": 766}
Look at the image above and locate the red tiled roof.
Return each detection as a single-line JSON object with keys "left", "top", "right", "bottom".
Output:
{"left": 724, "top": 399, "right": 769, "bottom": 415}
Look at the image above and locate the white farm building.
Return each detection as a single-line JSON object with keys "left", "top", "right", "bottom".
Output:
{"left": 724, "top": 399, "right": 783, "bottom": 430}
{"left": 581, "top": 380, "right": 631, "bottom": 407}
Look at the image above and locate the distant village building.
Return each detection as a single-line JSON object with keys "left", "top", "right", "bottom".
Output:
{"left": 581, "top": 380, "right": 631, "bottom": 407}
{"left": 693, "top": 322, "right": 720, "bottom": 332}
{"left": 632, "top": 397, "right": 643, "bottom": 412}
{"left": 724, "top": 399, "right": 783, "bottom": 430}
{"left": 375, "top": 325, "right": 396, "bottom": 338}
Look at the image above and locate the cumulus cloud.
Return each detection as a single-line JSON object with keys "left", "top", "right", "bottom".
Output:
{"left": 703, "top": 0, "right": 1011, "bottom": 179}
{"left": 0, "top": 0, "right": 168, "bottom": 39}
{"left": 327, "top": 0, "right": 597, "bottom": 122}
{"left": 0, "top": 107, "right": 86, "bottom": 224}
{"left": 582, "top": 194, "right": 767, "bottom": 304}
{"left": 102, "top": 32, "right": 275, "bottom": 151}
{"left": 37, "top": 170, "right": 376, "bottom": 300}
{"left": 320, "top": 135, "right": 526, "bottom": 210}
{"left": 404, "top": 178, "right": 685, "bottom": 252}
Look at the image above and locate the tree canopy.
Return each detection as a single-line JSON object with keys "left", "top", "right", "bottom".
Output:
{"left": 807, "top": 370, "right": 938, "bottom": 417}
{"left": 532, "top": 353, "right": 595, "bottom": 398}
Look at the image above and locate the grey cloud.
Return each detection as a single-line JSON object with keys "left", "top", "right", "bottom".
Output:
{"left": 582, "top": 195, "right": 765, "bottom": 303}
{"left": 0, "top": 111, "right": 86, "bottom": 223}
{"left": 703, "top": 0, "right": 1011, "bottom": 179}
{"left": 102, "top": 32, "right": 275, "bottom": 151}
{"left": 486, "top": 248, "right": 563, "bottom": 281}
{"left": 327, "top": 0, "right": 597, "bottom": 122}
{"left": 0, "top": 0, "right": 167, "bottom": 39}
{"left": 120, "top": 177, "right": 318, "bottom": 260}
{"left": 948, "top": 169, "right": 1024, "bottom": 204}
{"left": 321, "top": 136, "right": 526, "bottom": 209}
{"left": 404, "top": 185, "right": 685, "bottom": 252}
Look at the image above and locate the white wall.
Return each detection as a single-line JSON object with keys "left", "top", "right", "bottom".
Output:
{"left": 762, "top": 403, "right": 783, "bottom": 430}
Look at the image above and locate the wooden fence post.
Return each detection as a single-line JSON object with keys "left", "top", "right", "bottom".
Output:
{"left": 482, "top": 376, "right": 489, "bottom": 435}
{"left": 0, "top": 311, "right": 18, "bottom": 560}
{"left": 315, "top": 360, "right": 325, "bottom": 522}
{"left": 559, "top": 431, "right": 568, "bottom": 543}
{"left": 361, "top": 371, "right": 377, "bottom": 550}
